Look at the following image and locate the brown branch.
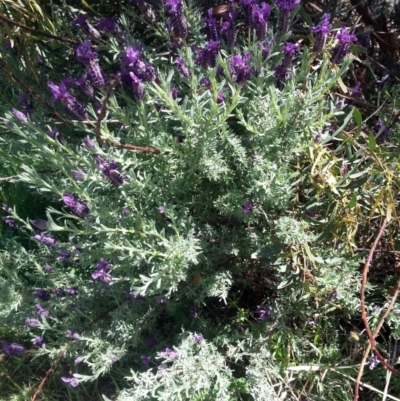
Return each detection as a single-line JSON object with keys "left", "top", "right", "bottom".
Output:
{"left": 0, "top": 66, "right": 67, "bottom": 123}
{"left": 0, "top": 13, "right": 78, "bottom": 45}
{"left": 355, "top": 219, "right": 400, "bottom": 399}
{"left": 94, "top": 79, "right": 160, "bottom": 154}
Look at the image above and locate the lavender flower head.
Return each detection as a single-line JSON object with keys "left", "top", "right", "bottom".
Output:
{"left": 61, "top": 377, "right": 80, "bottom": 388}
{"left": 66, "top": 330, "right": 81, "bottom": 340}
{"left": 176, "top": 57, "right": 191, "bottom": 78}
{"left": 33, "top": 336, "right": 47, "bottom": 347}
{"left": 311, "top": 13, "right": 331, "bottom": 53}
{"left": 95, "top": 158, "right": 125, "bottom": 186}
{"left": 71, "top": 13, "right": 100, "bottom": 40}
{"left": 196, "top": 40, "right": 219, "bottom": 69}
{"left": 34, "top": 233, "right": 58, "bottom": 247}
{"left": 203, "top": 8, "right": 218, "bottom": 41}
{"left": 230, "top": 53, "right": 252, "bottom": 85}
{"left": 36, "top": 289, "right": 51, "bottom": 302}
{"left": 2, "top": 217, "right": 18, "bottom": 230}
{"left": 48, "top": 81, "right": 87, "bottom": 120}
{"left": 36, "top": 304, "right": 50, "bottom": 318}
{"left": 243, "top": 200, "right": 253, "bottom": 215}
{"left": 193, "top": 333, "right": 204, "bottom": 343}
{"left": 331, "top": 26, "right": 357, "bottom": 65}
{"left": 121, "top": 46, "right": 157, "bottom": 82}
{"left": 221, "top": 10, "right": 237, "bottom": 50}
{"left": 368, "top": 355, "right": 380, "bottom": 370}
{"left": 76, "top": 40, "right": 106, "bottom": 88}
{"left": 256, "top": 305, "right": 273, "bottom": 320}
{"left": 252, "top": 3, "right": 271, "bottom": 42}
{"left": 166, "top": 0, "right": 188, "bottom": 39}
{"left": 240, "top": 0, "right": 256, "bottom": 27}
{"left": 92, "top": 258, "right": 113, "bottom": 282}
{"left": 71, "top": 170, "right": 86, "bottom": 181}
{"left": 132, "top": 0, "right": 156, "bottom": 23}
{"left": 158, "top": 347, "right": 179, "bottom": 360}
{"left": 30, "top": 219, "right": 48, "bottom": 230}
{"left": 1, "top": 341, "right": 25, "bottom": 357}
{"left": 276, "top": 0, "right": 300, "bottom": 33}
{"left": 26, "top": 318, "right": 40, "bottom": 328}
{"left": 376, "top": 117, "right": 392, "bottom": 143}
{"left": 83, "top": 135, "right": 94, "bottom": 149}
{"left": 12, "top": 108, "right": 28, "bottom": 123}
{"left": 62, "top": 194, "right": 90, "bottom": 219}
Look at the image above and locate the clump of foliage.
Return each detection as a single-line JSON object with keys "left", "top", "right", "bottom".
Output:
{"left": 1, "top": 0, "right": 400, "bottom": 400}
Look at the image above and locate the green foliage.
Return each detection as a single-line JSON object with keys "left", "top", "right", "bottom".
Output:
{"left": 1, "top": 0, "right": 400, "bottom": 400}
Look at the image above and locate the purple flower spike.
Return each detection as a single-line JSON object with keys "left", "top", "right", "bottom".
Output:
{"left": 158, "top": 205, "right": 165, "bottom": 213}
{"left": 12, "top": 108, "right": 27, "bottom": 123}
{"left": 368, "top": 355, "right": 380, "bottom": 370}
{"left": 331, "top": 26, "right": 357, "bottom": 64}
{"left": 166, "top": 0, "right": 188, "bottom": 39}
{"left": 132, "top": 0, "right": 156, "bottom": 23}
{"left": 256, "top": 305, "right": 273, "bottom": 320}
{"left": 83, "top": 136, "right": 94, "bottom": 149}
{"left": 243, "top": 200, "right": 252, "bottom": 215}
{"left": 170, "top": 87, "right": 179, "bottom": 100}
{"left": 26, "top": 318, "right": 40, "bottom": 328}
{"left": 276, "top": 0, "right": 300, "bottom": 33}
{"left": 71, "top": 14, "right": 100, "bottom": 39}
{"left": 230, "top": 54, "right": 252, "bottom": 85}
{"left": 76, "top": 39, "right": 98, "bottom": 63}
{"left": 2, "top": 217, "right": 18, "bottom": 229}
{"left": 240, "top": 0, "right": 256, "bottom": 28}
{"left": 203, "top": 8, "right": 218, "bottom": 41}
{"left": 30, "top": 219, "right": 48, "bottom": 230}
{"left": 66, "top": 330, "right": 81, "bottom": 340}
{"left": 61, "top": 377, "right": 80, "bottom": 388}
{"left": 45, "top": 128, "right": 64, "bottom": 145}
{"left": 217, "top": 92, "right": 225, "bottom": 104}
{"left": 193, "top": 333, "right": 204, "bottom": 343}
{"left": 75, "top": 356, "right": 84, "bottom": 364}
{"left": 36, "top": 304, "right": 49, "bottom": 318}
{"left": 311, "top": 13, "right": 331, "bottom": 53}
{"left": 122, "top": 208, "right": 130, "bottom": 217}
{"left": 196, "top": 41, "right": 219, "bottom": 69}
{"left": 47, "top": 81, "right": 87, "bottom": 120}
{"left": 75, "top": 40, "right": 106, "bottom": 88}
{"left": 2, "top": 203, "right": 11, "bottom": 212}
{"left": 91, "top": 259, "right": 113, "bottom": 282}
{"left": 176, "top": 57, "right": 191, "bottom": 78}
{"left": 282, "top": 42, "right": 299, "bottom": 70}
{"left": 100, "top": 161, "right": 125, "bottom": 186}
{"left": 221, "top": 10, "right": 237, "bottom": 50}
{"left": 57, "top": 248, "right": 70, "bottom": 262}
{"left": 1, "top": 341, "right": 25, "bottom": 357}
{"left": 129, "top": 72, "right": 146, "bottom": 100}
{"left": 252, "top": 3, "right": 271, "bottom": 42}
{"left": 71, "top": 170, "right": 86, "bottom": 181}
{"left": 72, "top": 73, "right": 95, "bottom": 99}
{"left": 33, "top": 335, "right": 47, "bottom": 347}
{"left": 36, "top": 289, "right": 51, "bottom": 302}
{"left": 62, "top": 194, "right": 90, "bottom": 219}
{"left": 43, "top": 264, "right": 54, "bottom": 272}
{"left": 34, "top": 233, "right": 58, "bottom": 247}
{"left": 158, "top": 347, "right": 179, "bottom": 360}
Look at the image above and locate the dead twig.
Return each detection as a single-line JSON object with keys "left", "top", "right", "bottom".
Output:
{"left": 0, "top": 13, "right": 78, "bottom": 45}
{"left": 94, "top": 79, "right": 160, "bottom": 154}
{"left": 355, "top": 219, "right": 400, "bottom": 399}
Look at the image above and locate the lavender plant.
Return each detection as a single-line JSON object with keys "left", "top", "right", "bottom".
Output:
{"left": 1, "top": 1, "right": 397, "bottom": 400}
